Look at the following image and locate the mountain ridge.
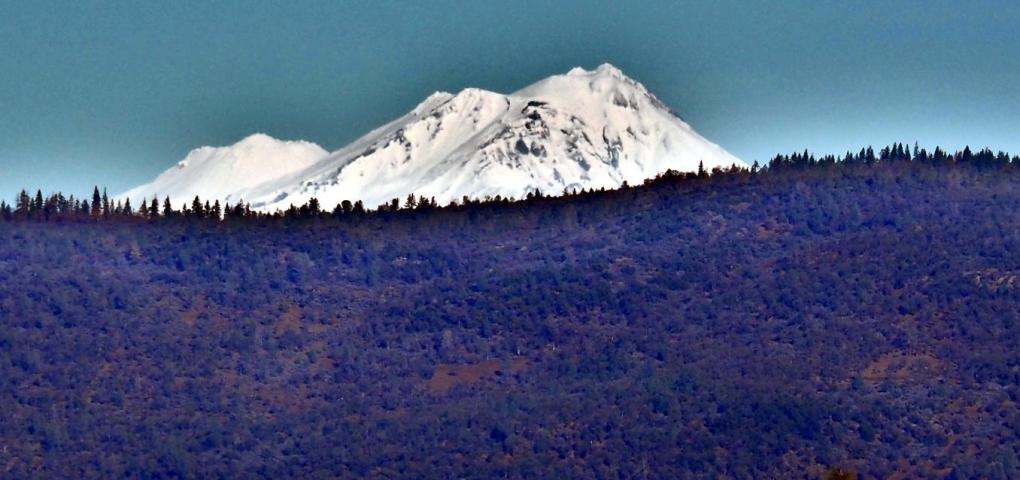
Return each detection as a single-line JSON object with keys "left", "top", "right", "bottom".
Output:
{"left": 123, "top": 64, "right": 743, "bottom": 209}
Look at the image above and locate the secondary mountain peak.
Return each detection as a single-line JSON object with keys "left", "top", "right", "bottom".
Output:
{"left": 122, "top": 134, "right": 326, "bottom": 206}
{"left": 234, "top": 132, "right": 284, "bottom": 148}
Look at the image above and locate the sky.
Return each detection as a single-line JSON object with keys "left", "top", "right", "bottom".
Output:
{"left": 2, "top": 0, "right": 1019, "bottom": 197}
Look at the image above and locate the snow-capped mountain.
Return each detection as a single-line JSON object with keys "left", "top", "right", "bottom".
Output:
{"left": 121, "top": 133, "right": 327, "bottom": 206}
{"left": 124, "top": 64, "right": 743, "bottom": 210}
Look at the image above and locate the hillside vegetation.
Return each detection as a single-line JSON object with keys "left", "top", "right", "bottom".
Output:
{"left": 1, "top": 146, "right": 1018, "bottom": 478}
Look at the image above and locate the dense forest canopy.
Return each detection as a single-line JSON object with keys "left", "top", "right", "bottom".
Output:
{"left": 3, "top": 143, "right": 1017, "bottom": 223}
{"left": 1, "top": 144, "right": 1018, "bottom": 478}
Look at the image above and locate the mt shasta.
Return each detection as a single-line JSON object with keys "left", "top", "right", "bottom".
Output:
{"left": 122, "top": 64, "right": 743, "bottom": 210}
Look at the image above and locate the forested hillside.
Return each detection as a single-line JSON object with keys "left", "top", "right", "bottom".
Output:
{"left": 1, "top": 147, "right": 1018, "bottom": 478}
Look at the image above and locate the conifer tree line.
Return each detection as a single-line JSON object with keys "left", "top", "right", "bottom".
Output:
{"left": 3, "top": 143, "right": 1019, "bottom": 223}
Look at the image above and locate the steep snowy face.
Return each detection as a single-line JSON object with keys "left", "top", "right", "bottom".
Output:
{"left": 120, "top": 133, "right": 327, "bottom": 206}
{"left": 243, "top": 63, "right": 743, "bottom": 210}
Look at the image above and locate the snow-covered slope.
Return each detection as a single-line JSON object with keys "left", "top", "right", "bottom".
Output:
{"left": 120, "top": 133, "right": 326, "bottom": 206}
{"left": 124, "top": 64, "right": 743, "bottom": 210}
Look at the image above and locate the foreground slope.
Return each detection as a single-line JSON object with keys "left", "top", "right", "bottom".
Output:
{"left": 3, "top": 159, "right": 1018, "bottom": 478}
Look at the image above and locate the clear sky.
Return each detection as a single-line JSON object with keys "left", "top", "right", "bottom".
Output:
{"left": 2, "top": 0, "right": 1019, "bottom": 197}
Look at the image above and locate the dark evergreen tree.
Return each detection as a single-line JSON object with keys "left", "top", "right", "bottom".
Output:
{"left": 91, "top": 186, "right": 102, "bottom": 216}
{"left": 961, "top": 146, "right": 974, "bottom": 163}
{"left": 15, "top": 190, "right": 31, "bottom": 216}
{"left": 191, "top": 196, "right": 204, "bottom": 218}
{"left": 163, "top": 197, "right": 173, "bottom": 217}
{"left": 102, "top": 188, "right": 110, "bottom": 217}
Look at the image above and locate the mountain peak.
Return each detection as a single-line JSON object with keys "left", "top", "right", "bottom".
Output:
{"left": 514, "top": 63, "right": 649, "bottom": 102}
{"left": 565, "top": 63, "right": 626, "bottom": 78}
{"left": 235, "top": 132, "right": 280, "bottom": 147}
{"left": 446, "top": 87, "right": 507, "bottom": 108}
{"left": 594, "top": 63, "right": 625, "bottom": 77}
{"left": 454, "top": 87, "right": 502, "bottom": 98}
{"left": 414, "top": 92, "right": 455, "bottom": 114}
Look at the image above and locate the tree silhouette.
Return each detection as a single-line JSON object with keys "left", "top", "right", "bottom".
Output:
{"left": 101, "top": 188, "right": 110, "bottom": 218}
{"left": 211, "top": 200, "right": 221, "bottom": 219}
{"left": 91, "top": 187, "right": 101, "bottom": 217}
{"left": 15, "top": 190, "right": 31, "bottom": 216}
{"left": 191, "top": 196, "right": 204, "bottom": 218}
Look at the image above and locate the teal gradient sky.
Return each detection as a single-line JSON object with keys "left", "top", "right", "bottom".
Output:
{"left": 2, "top": 0, "right": 1019, "bottom": 197}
